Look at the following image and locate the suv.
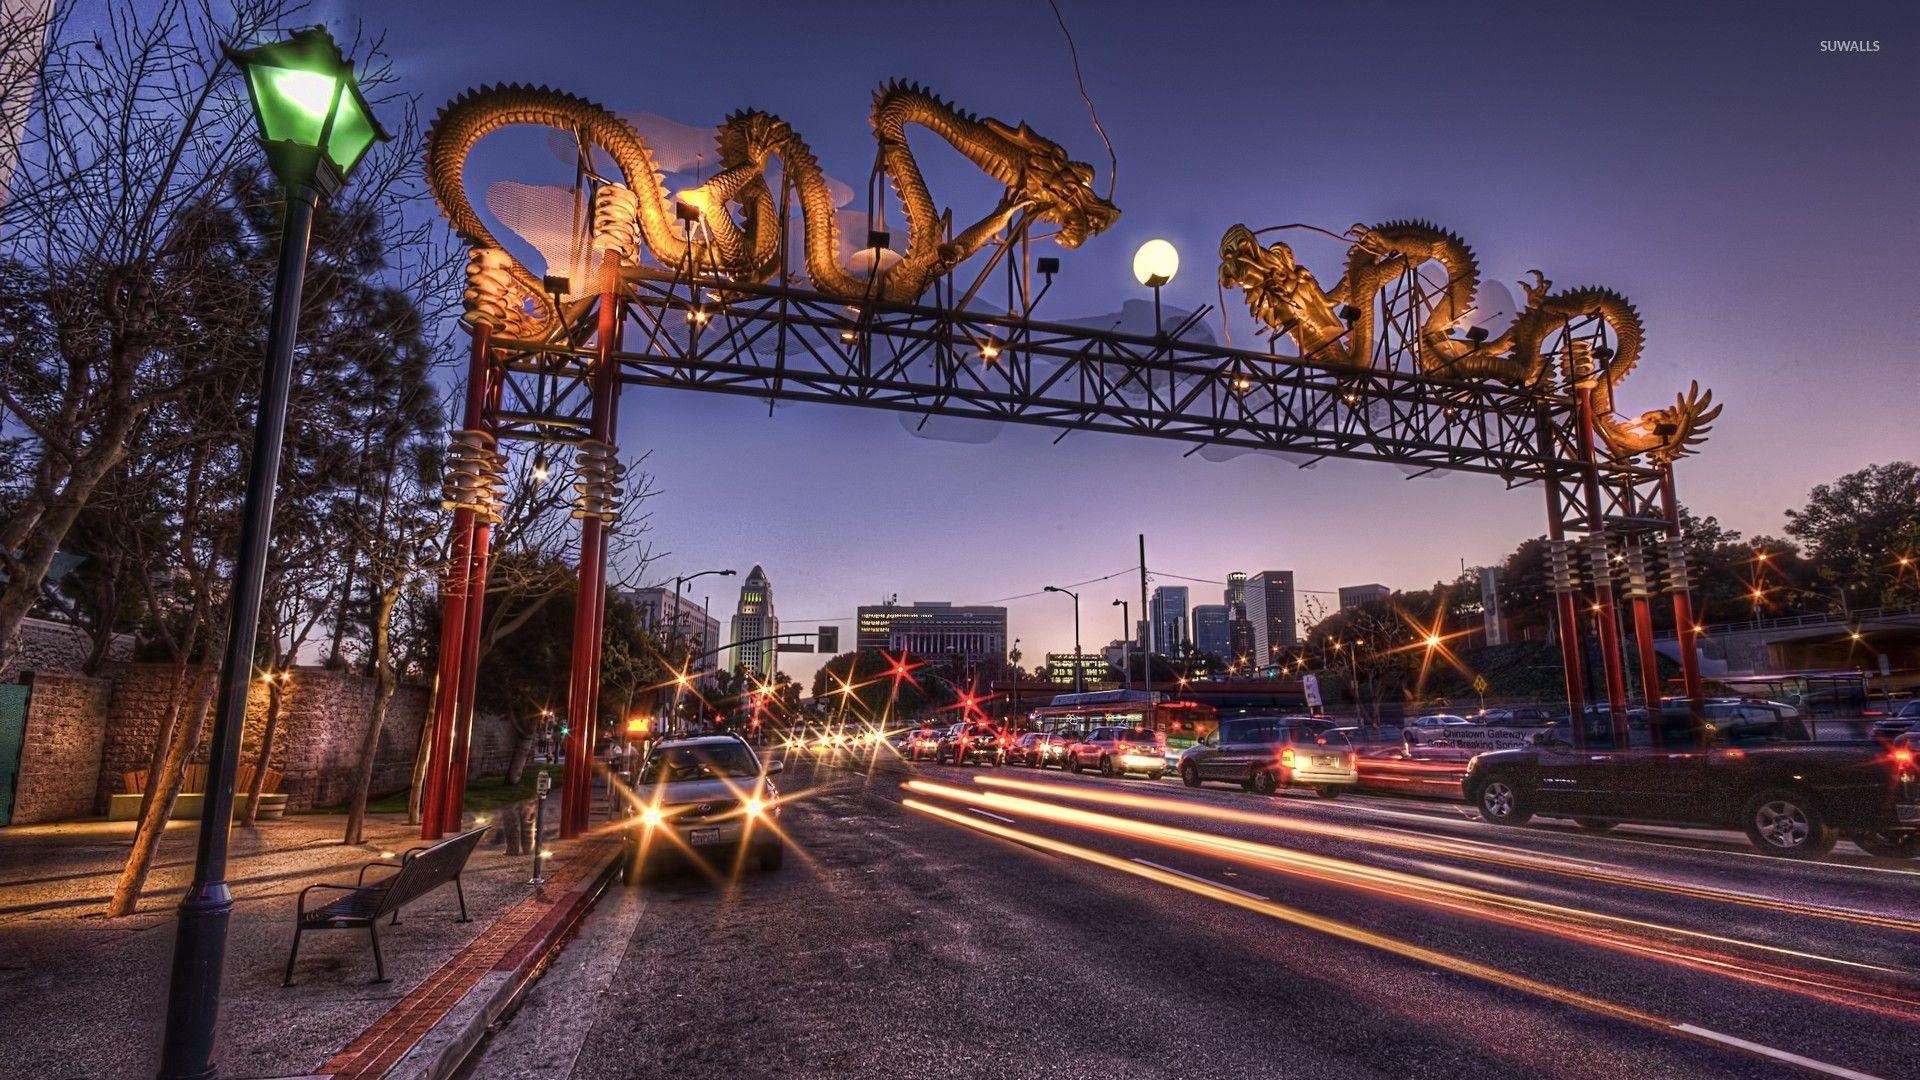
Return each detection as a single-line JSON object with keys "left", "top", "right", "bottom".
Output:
{"left": 1008, "top": 731, "right": 1074, "bottom": 769}
{"left": 623, "top": 735, "right": 784, "bottom": 881}
{"left": 938, "top": 722, "right": 1006, "bottom": 766}
{"left": 1179, "top": 716, "right": 1357, "bottom": 797}
{"left": 1063, "top": 726, "right": 1167, "bottom": 780}
{"left": 1871, "top": 700, "right": 1920, "bottom": 742}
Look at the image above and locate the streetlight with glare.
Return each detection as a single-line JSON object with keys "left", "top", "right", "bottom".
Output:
{"left": 161, "top": 26, "right": 387, "bottom": 1080}
{"left": 1044, "top": 585, "right": 1084, "bottom": 693}
{"left": 1132, "top": 238, "right": 1179, "bottom": 336}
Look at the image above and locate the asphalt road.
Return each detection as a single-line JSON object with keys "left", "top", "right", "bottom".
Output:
{"left": 466, "top": 748, "right": 1920, "bottom": 1080}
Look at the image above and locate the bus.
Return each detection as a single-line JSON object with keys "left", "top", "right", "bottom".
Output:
{"left": 1026, "top": 690, "right": 1220, "bottom": 758}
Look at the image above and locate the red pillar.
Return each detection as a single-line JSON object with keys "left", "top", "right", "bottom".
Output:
{"left": 1661, "top": 468, "right": 1707, "bottom": 724}
{"left": 1631, "top": 592, "right": 1662, "bottom": 715}
{"left": 421, "top": 322, "right": 493, "bottom": 840}
{"left": 442, "top": 374, "right": 503, "bottom": 830}
{"left": 1574, "top": 384, "right": 1630, "bottom": 745}
{"left": 562, "top": 257, "right": 623, "bottom": 838}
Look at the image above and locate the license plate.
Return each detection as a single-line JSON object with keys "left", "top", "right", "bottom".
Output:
{"left": 1316, "top": 757, "right": 1336, "bottom": 767}
{"left": 690, "top": 828, "right": 721, "bottom": 845}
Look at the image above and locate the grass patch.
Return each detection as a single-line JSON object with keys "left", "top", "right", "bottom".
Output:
{"left": 302, "top": 765, "right": 568, "bottom": 816}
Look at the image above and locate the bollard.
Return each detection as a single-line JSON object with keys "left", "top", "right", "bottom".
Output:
{"left": 529, "top": 770, "right": 551, "bottom": 884}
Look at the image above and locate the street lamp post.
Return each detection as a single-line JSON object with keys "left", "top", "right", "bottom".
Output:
{"left": 1044, "top": 585, "right": 1083, "bottom": 693}
{"left": 1112, "top": 599, "right": 1130, "bottom": 690}
{"left": 1132, "top": 239, "right": 1179, "bottom": 337}
{"left": 669, "top": 569, "right": 734, "bottom": 731}
{"left": 160, "top": 27, "right": 386, "bottom": 1080}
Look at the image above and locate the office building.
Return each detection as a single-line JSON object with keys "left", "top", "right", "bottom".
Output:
{"left": 1229, "top": 617, "right": 1255, "bottom": 667}
{"left": 1338, "top": 583, "right": 1390, "bottom": 611}
{"left": 727, "top": 565, "right": 779, "bottom": 676}
{"left": 1246, "top": 570, "right": 1297, "bottom": 664}
{"left": 1149, "top": 585, "right": 1189, "bottom": 655}
{"left": 624, "top": 587, "right": 722, "bottom": 667}
{"left": 1225, "top": 571, "right": 1247, "bottom": 615}
{"left": 1192, "top": 604, "right": 1231, "bottom": 660}
{"left": 855, "top": 601, "right": 1008, "bottom": 665}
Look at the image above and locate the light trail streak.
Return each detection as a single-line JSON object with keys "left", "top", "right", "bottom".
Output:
{"left": 902, "top": 796, "right": 1890, "bottom": 1080}
{"left": 906, "top": 780, "right": 1920, "bottom": 1015}
{"left": 972, "top": 774, "right": 1920, "bottom": 934}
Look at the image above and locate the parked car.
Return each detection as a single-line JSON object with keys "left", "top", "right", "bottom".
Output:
{"left": 1178, "top": 716, "right": 1358, "bottom": 797}
{"left": 623, "top": 735, "right": 784, "bottom": 880}
{"left": 900, "top": 727, "right": 943, "bottom": 761}
{"left": 1870, "top": 700, "right": 1920, "bottom": 742}
{"left": 937, "top": 722, "right": 1007, "bottom": 766}
{"left": 1063, "top": 726, "right": 1167, "bottom": 779}
{"left": 1403, "top": 714, "right": 1477, "bottom": 746}
{"left": 1007, "top": 731, "right": 1074, "bottom": 768}
{"left": 1464, "top": 723, "right": 1920, "bottom": 859}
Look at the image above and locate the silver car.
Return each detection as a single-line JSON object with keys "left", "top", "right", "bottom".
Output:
{"left": 623, "top": 735, "right": 784, "bottom": 881}
{"left": 1178, "top": 716, "right": 1357, "bottom": 797}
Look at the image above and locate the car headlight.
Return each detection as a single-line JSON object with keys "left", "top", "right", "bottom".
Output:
{"left": 745, "top": 796, "right": 765, "bottom": 818}
{"left": 640, "top": 806, "right": 663, "bottom": 827}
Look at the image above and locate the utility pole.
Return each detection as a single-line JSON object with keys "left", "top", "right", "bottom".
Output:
{"left": 1138, "top": 534, "right": 1150, "bottom": 673}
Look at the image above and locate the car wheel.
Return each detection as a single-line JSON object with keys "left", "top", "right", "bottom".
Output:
{"left": 1314, "top": 786, "right": 1340, "bottom": 800}
{"left": 1740, "top": 789, "right": 1837, "bottom": 859}
{"left": 1067, "top": 755, "right": 1081, "bottom": 774}
{"left": 1476, "top": 776, "right": 1532, "bottom": 825}
{"left": 1148, "top": 771, "right": 1166, "bottom": 782}
{"left": 1574, "top": 819, "right": 1616, "bottom": 833}
{"left": 1180, "top": 762, "right": 1200, "bottom": 788}
{"left": 1251, "top": 769, "right": 1280, "bottom": 796}
{"left": 1849, "top": 831, "right": 1920, "bottom": 859}
{"left": 758, "top": 842, "right": 785, "bottom": 872}
{"left": 1099, "top": 756, "right": 1116, "bottom": 778}
{"left": 622, "top": 847, "right": 649, "bottom": 885}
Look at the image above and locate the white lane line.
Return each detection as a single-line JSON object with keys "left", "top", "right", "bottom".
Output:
{"left": 1673, "top": 1024, "right": 1886, "bottom": 1080}
{"left": 1131, "top": 858, "right": 1269, "bottom": 901}
{"left": 967, "top": 807, "right": 1017, "bottom": 824}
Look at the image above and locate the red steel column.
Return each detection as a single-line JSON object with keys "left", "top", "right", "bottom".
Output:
{"left": 442, "top": 372, "right": 503, "bottom": 829}
{"left": 1539, "top": 404, "right": 1586, "bottom": 744}
{"left": 1629, "top": 558, "right": 1664, "bottom": 717}
{"left": 421, "top": 321, "right": 493, "bottom": 840}
{"left": 1574, "top": 383, "right": 1631, "bottom": 745}
{"left": 1661, "top": 468, "right": 1707, "bottom": 723}
{"left": 562, "top": 256, "right": 622, "bottom": 838}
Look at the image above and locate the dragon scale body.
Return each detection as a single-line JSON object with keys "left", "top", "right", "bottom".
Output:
{"left": 426, "top": 83, "right": 1118, "bottom": 337}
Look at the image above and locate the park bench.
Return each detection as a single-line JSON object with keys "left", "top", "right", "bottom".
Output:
{"left": 109, "top": 763, "right": 285, "bottom": 821}
{"left": 282, "top": 826, "right": 486, "bottom": 986}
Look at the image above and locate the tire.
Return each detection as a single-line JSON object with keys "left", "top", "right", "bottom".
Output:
{"left": 1067, "top": 755, "right": 1082, "bottom": 775}
{"left": 1099, "top": 756, "right": 1116, "bottom": 778}
{"left": 758, "top": 842, "right": 785, "bottom": 872}
{"left": 1314, "top": 786, "right": 1340, "bottom": 800}
{"left": 622, "top": 847, "right": 649, "bottom": 885}
{"left": 1574, "top": 819, "right": 1617, "bottom": 833}
{"left": 1740, "top": 789, "right": 1837, "bottom": 859}
{"left": 1251, "top": 769, "right": 1280, "bottom": 796}
{"left": 1475, "top": 776, "right": 1532, "bottom": 825}
{"left": 1849, "top": 831, "right": 1920, "bottom": 859}
{"left": 1180, "top": 762, "right": 1201, "bottom": 788}
{"left": 1148, "top": 772, "right": 1166, "bottom": 782}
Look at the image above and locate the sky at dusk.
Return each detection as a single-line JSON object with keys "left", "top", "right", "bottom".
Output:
{"left": 330, "top": 0, "right": 1917, "bottom": 689}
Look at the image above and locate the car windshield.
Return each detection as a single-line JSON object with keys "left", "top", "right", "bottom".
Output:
{"left": 640, "top": 742, "right": 759, "bottom": 783}
{"left": 1122, "top": 728, "right": 1159, "bottom": 742}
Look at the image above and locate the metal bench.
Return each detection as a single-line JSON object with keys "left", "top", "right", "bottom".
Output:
{"left": 283, "top": 827, "right": 486, "bottom": 985}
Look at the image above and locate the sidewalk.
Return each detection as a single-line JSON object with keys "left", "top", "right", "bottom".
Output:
{"left": 0, "top": 804, "right": 620, "bottom": 1078}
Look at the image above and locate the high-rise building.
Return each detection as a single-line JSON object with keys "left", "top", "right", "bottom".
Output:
{"left": 1149, "top": 585, "right": 1189, "bottom": 655}
{"left": 727, "top": 565, "right": 779, "bottom": 676}
{"left": 1246, "top": 570, "right": 1297, "bottom": 665}
{"left": 1225, "top": 571, "right": 1247, "bottom": 615}
{"left": 624, "top": 587, "right": 722, "bottom": 667}
{"left": 855, "top": 601, "right": 1007, "bottom": 666}
{"left": 1229, "top": 617, "right": 1255, "bottom": 667}
{"left": 1479, "top": 568, "right": 1508, "bottom": 646}
{"left": 1192, "top": 604, "right": 1230, "bottom": 660}
{"left": 1338, "top": 583, "right": 1391, "bottom": 611}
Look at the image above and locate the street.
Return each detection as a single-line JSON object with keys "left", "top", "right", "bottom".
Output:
{"left": 465, "top": 750, "right": 1920, "bottom": 1080}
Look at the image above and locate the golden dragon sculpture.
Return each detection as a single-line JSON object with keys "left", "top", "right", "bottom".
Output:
{"left": 426, "top": 82, "right": 1119, "bottom": 338}
{"left": 1217, "top": 221, "right": 1719, "bottom": 465}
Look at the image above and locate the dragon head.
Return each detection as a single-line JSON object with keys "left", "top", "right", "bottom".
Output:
{"left": 985, "top": 117, "right": 1118, "bottom": 248}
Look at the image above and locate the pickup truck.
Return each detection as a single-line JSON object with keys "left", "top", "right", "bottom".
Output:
{"left": 1463, "top": 720, "right": 1920, "bottom": 860}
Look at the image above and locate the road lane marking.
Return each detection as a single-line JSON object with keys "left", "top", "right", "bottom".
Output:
{"left": 1673, "top": 1025, "right": 1885, "bottom": 1080}
{"left": 1131, "top": 859, "right": 1268, "bottom": 901}
{"left": 910, "top": 797, "right": 1899, "bottom": 1080}
{"left": 967, "top": 807, "right": 1017, "bottom": 824}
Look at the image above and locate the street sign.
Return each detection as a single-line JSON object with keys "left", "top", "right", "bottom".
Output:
{"left": 817, "top": 625, "right": 839, "bottom": 653}
{"left": 1302, "top": 673, "right": 1323, "bottom": 710}
{"left": 536, "top": 770, "right": 551, "bottom": 796}
{"left": 1472, "top": 675, "right": 1489, "bottom": 695}
{"left": 776, "top": 642, "right": 813, "bottom": 653}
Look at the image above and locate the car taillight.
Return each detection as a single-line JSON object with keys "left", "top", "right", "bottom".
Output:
{"left": 1895, "top": 747, "right": 1915, "bottom": 768}
{"left": 1281, "top": 747, "right": 1296, "bottom": 768}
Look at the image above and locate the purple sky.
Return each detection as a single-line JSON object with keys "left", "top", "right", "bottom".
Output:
{"left": 334, "top": 0, "right": 1917, "bottom": 688}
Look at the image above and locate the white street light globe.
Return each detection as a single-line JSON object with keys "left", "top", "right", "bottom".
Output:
{"left": 1132, "top": 238, "right": 1179, "bottom": 287}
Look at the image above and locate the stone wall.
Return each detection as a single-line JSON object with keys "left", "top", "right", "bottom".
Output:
{"left": 0, "top": 617, "right": 134, "bottom": 682}
{"left": 10, "top": 671, "right": 112, "bottom": 824}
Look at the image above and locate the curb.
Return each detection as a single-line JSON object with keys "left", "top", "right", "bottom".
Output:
{"left": 315, "top": 839, "right": 622, "bottom": 1080}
